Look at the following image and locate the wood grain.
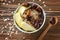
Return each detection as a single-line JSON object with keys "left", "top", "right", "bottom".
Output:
{"left": 0, "top": 0, "right": 60, "bottom": 40}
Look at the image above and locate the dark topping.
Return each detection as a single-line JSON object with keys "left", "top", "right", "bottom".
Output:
{"left": 50, "top": 17, "right": 56, "bottom": 25}
{"left": 31, "top": 4, "right": 37, "bottom": 9}
{"left": 33, "top": 20, "right": 40, "bottom": 29}
{"left": 26, "top": 15, "right": 32, "bottom": 21}
{"left": 36, "top": 6, "right": 42, "bottom": 12}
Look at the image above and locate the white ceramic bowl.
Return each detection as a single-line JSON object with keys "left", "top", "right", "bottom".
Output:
{"left": 13, "top": 2, "right": 46, "bottom": 33}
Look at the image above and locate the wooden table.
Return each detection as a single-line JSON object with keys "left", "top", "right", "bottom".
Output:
{"left": 0, "top": 0, "right": 60, "bottom": 40}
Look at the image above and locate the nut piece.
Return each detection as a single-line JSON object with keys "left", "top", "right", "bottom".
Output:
{"left": 22, "top": 2, "right": 29, "bottom": 7}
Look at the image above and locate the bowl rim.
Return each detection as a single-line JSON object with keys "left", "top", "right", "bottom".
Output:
{"left": 13, "top": 2, "right": 46, "bottom": 34}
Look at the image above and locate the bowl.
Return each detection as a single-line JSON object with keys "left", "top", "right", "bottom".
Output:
{"left": 13, "top": 2, "right": 46, "bottom": 33}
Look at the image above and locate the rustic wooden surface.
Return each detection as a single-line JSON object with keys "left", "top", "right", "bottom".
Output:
{"left": 0, "top": 0, "right": 60, "bottom": 40}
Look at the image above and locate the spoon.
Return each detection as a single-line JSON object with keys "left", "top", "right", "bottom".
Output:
{"left": 38, "top": 16, "right": 58, "bottom": 40}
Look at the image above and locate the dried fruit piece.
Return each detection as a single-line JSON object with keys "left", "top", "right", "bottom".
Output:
{"left": 26, "top": 15, "right": 31, "bottom": 21}
{"left": 31, "top": 4, "right": 37, "bottom": 9}
{"left": 36, "top": 6, "right": 42, "bottom": 12}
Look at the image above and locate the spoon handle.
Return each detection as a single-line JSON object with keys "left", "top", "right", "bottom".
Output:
{"left": 38, "top": 24, "right": 52, "bottom": 40}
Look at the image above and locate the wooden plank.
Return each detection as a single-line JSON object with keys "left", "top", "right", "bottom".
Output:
{"left": 0, "top": 0, "right": 60, "bottom": 6}
{"left": 0, "top": 0, "right": 60, "bottom": 40}
{"left": 0, "top": 5, "right": 60, "bottom": 11}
